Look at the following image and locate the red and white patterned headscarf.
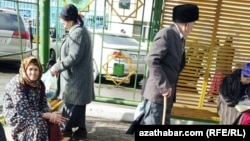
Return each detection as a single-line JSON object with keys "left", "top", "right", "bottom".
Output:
{"left": 19, "top": 56, "right": 43, "bottom": 87}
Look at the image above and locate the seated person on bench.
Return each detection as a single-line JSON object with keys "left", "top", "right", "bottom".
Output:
{"left": 217, "top": 62, "right": 250, "bottom": 124}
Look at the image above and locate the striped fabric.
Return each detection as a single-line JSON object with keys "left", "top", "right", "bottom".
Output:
{"left": 217, "top": 94, "right": 242, "bottom": 124}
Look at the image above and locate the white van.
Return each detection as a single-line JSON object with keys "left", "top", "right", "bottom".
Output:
{"left": 0, "top": 8, "right": 32, "bottom": 61}
{"left": 50, "top": 30, "right": 147, "bottom": 85}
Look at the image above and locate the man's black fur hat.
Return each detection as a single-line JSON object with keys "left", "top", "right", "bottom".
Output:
{"left": 173, "top": 4, "right": 199, "bottom": 23}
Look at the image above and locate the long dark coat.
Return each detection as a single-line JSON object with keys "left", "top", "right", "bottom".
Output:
{"left": 142, "top": 24, "right": 186, "bottom": 105}
{"left": 53, "top": 24, "right": 95, "bottom": 105}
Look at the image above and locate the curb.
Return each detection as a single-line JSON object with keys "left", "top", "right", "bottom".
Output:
{"left": 86, "top": 101, "right": 136, "bottom": 122}
{"left": 86, "top": 101, "right": 217, "bottom": 125}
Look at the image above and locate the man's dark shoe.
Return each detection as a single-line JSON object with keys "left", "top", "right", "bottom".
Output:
{"left": 72, "top": 134, "right": 87, "bottom": 140}
{"left": 72, "top": 128, "right": 87, "bottom": 140}
{"left": 63, "top": 131, "right": 73, "bottom": 137}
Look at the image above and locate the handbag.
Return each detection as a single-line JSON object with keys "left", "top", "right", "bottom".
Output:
{"left": 126, "top": 101, "right": 145, "bottom": 134}
{"left": 126, "top": 112, "right": 144, "bottom": 135}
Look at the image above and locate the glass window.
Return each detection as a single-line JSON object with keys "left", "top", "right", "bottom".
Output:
{"left": 0, "top": 13, "right": 25, "bottom": 31}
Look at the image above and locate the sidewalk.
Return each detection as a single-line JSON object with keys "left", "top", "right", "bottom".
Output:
{"left": 3, "top": 116, "right": 134, "bottom": 141}
{"left": 3, "top": 101, "right": 217, "bottom": 141}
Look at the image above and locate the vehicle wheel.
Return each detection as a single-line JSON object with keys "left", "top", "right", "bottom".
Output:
{"left": 129, "top": 75, "right": 144, "bottom": 88}
{"left": 50, "top": 50, "right": 56, "bottom": 61}
{"left": 93, "top": 60, "right": 105, "bottom": 83}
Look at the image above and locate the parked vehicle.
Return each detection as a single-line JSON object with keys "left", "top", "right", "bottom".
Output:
{"left": 0, "top": 8, "right": 32, "bottom": 61}
{"left": 49, "top": 30, "right": 148, "bottom": 85}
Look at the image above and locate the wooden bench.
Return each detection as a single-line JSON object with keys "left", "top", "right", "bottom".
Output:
{"left": 171, "top": 87, "right": 221, "bottom": 124}
{"left": 172, "top": 103, "right": 220, "bottom": 124}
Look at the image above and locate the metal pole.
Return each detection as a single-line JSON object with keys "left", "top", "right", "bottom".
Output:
{"left": 15, "top": 1, "right": 24, "bottom": 60}
{"left": 36, "top": 0, "right": 40, "bottom": 59}
{"left": 148, "top": 0, "right": 163, "bottom": 42}
{"left": 40, "top": 0, "right": 50, "bottom": 72}
{"left": 144, "top": 0, "right": 163, "bottom": 77}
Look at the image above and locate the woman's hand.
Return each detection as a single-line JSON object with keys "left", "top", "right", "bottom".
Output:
{"left": 50, "top": 66, "right": 59, "bottom": 77}
{"left": 44, "top": 112, "right": 68, "bottom": 124}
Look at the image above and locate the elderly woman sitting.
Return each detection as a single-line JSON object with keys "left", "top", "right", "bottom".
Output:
{"left": 217, "top": 62, "right": 250, "bottom": 124}
{"left": 3, "top": 56, "right": 67, "bottom": 141}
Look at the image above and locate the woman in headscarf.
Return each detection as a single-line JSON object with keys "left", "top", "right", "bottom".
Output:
{"left": 3, "top": 56, "right": 67, "bottom": 141}
{"left": 50, "top": 4, "right": 95, "bottom": 140}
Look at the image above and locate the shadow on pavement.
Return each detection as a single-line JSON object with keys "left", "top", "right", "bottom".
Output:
{"left": 0, "top": 60, "right": 20, "bottom": 73}
{"left": 83, "top": 116, "right": 134, "bottom": 141}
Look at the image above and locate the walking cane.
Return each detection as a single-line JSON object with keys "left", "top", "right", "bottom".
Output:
{"left": 162, "top": 95, "right": 167, "bottom": 125}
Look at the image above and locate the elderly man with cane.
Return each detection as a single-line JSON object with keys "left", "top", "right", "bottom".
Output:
{"left": 139, "top": 3, "right": 199, "bottom": 125}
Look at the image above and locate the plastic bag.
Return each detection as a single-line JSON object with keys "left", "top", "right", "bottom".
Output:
{"left": 41, "top": 70, "right": 58, "bottom": 99}
{"left": 133, "top": 101, "right": 144, "bottom": 120}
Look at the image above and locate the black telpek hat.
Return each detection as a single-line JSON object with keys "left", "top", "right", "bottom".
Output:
{"left": 60, "top": 4, "right": 78, "bottom": 21}
{"left": 172, "top": 4, "right": 199, "bottom": 23}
